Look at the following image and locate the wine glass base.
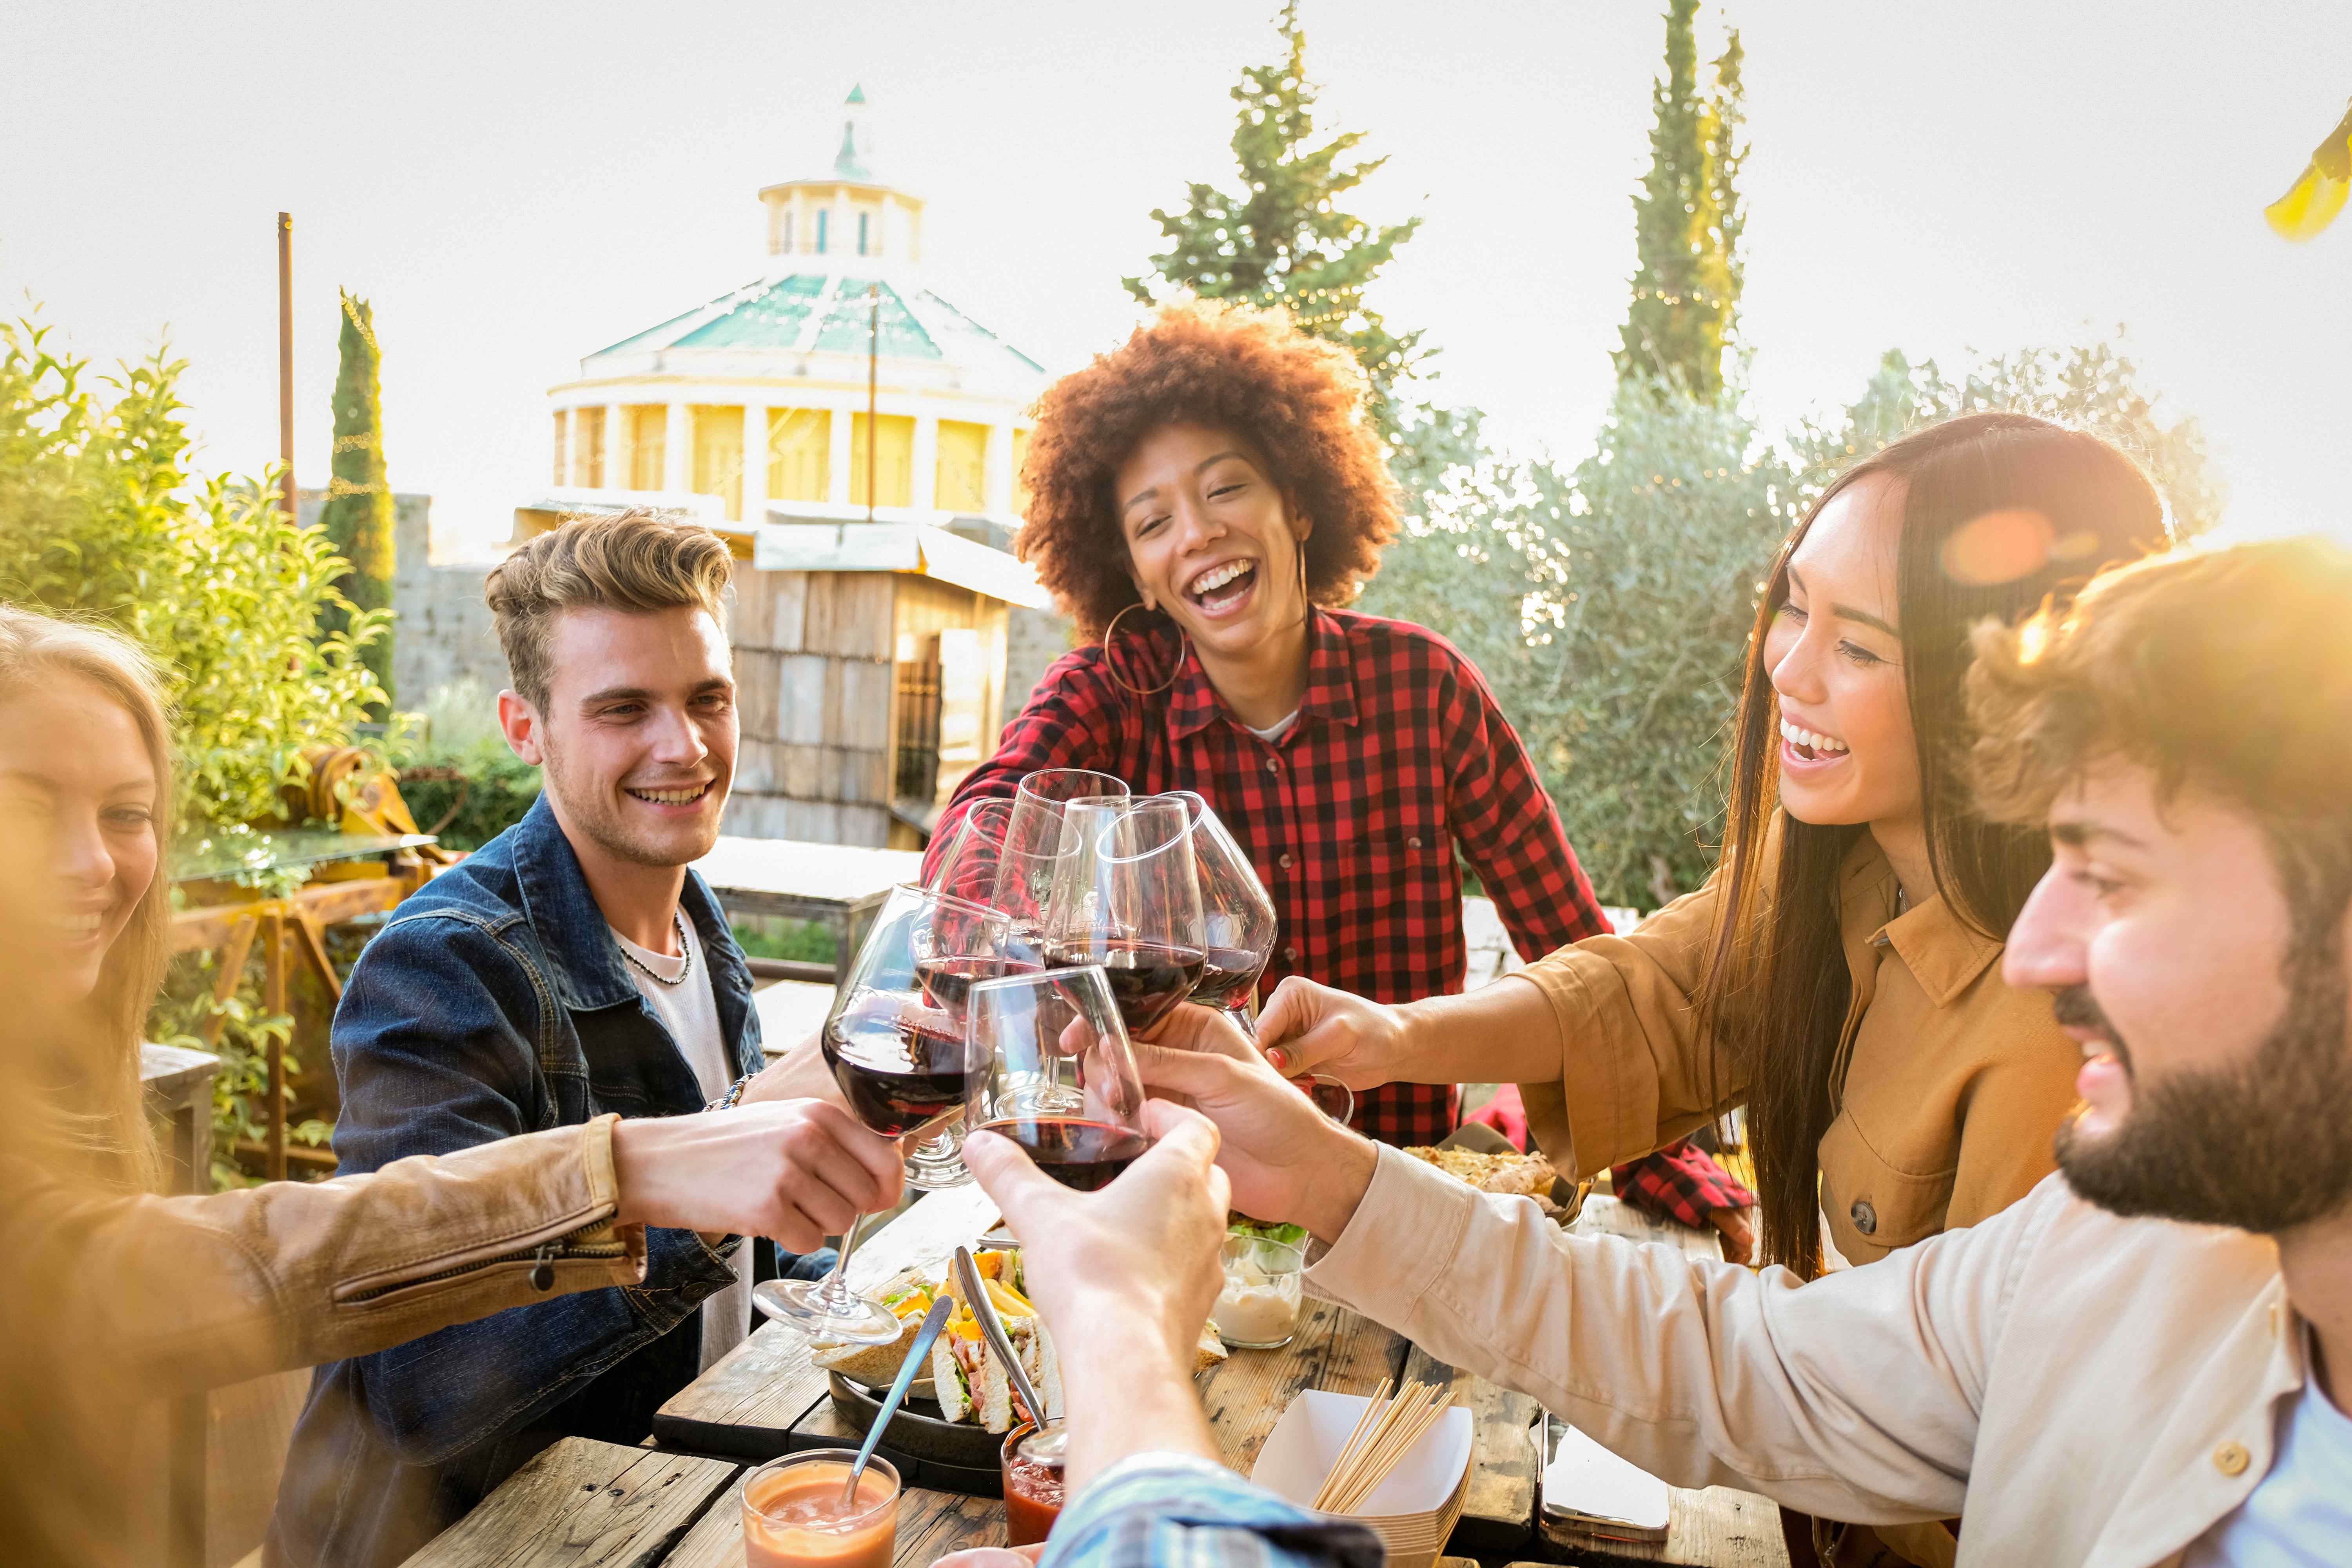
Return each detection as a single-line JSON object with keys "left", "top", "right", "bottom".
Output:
{"left": 752, "top": 1278, "right": 902, "bottom": 1346}
{"left": 906, "top": 1160, "right": 975, "bottom": 1191}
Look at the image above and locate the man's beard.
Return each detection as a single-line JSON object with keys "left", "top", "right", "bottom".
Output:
{"left": 2056, "top": 967, "right": 2352, "bottom": 1233}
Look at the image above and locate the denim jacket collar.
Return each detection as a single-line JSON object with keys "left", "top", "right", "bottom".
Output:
{"left": 505, "top": 795, "right": 759, "bottom": 1078}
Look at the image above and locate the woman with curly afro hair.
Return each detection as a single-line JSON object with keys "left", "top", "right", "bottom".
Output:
{"left": 925, "top": 298, "right": 1613, "bottom": 1149}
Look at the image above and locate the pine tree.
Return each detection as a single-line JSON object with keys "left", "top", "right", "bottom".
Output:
{"left": 1125, "top": 2, "right": 1426, "bottom": 435}
{"left": 1615, "top": 0, "right": 1747, "bottom": 399}
{"left": 321, "top": 290, "right": 395, "bottom": 708}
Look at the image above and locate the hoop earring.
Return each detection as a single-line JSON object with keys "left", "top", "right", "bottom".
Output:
{"left": 1103, "top": 599, "right": 1185, "bottom": 698}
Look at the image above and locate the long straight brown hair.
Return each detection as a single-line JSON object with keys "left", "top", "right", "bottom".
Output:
{"left": 1699, "top": 413, "right": 2167, "bottom": 1275}
{"left": 0, "top": 607, "right": 173, "bottom": 1194}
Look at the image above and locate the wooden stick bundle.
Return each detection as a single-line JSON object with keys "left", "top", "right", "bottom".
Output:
{"left": 1310, "top": 1379, "right": 1455, "bottom": 1515}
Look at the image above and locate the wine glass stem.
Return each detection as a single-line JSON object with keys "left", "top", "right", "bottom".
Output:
{"left": 1231, "top": 997, "right": 1259, "bottom": 1040}
{"left": 817, "top": 1210, "right": 867, "bottom": 1305}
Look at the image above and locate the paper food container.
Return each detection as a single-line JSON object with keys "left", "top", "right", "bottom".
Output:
{"left": 1250, "top": 1389, "right": 1475, "bottom": 1567}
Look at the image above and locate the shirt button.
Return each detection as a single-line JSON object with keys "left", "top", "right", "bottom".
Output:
{"left": 1848, "top": 1199, "right": 1878, "bottom": 1237}
{"left": 1265, "top": 757, "right": 1280, "bottom": 773}
{"left": 2212, "top": 1441, "right": 2250, "bottom": 1476}
{"left": 1406, "top": 835, "right": 1423, "bottom": 849}
{"left": 1283, "top": 946, "right": 1299, "bottom": 964}
{"left": 1278, "top": 853, "right": 1294, "bottom": 870}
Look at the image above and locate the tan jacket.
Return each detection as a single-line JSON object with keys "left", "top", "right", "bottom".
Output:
{"left": 1515, "top": 836, "right": 2082, "bottom": 1264}
{"left": 1309, "top": 1149, "right": 2302, "bottom": 1568}
{"left": 4, "top": 1114, "right": 645, "bottom": 1399}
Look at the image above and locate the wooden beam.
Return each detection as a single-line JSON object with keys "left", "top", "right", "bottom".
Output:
{"left": 196, "top": 915, "right": 258, "bottom": 1047}
{"left": 294, "top": 912, "right": 344, "bottom": 1002}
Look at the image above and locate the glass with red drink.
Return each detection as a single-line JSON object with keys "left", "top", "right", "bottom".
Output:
{"left": 964, "top": 965, "right": 1154, "bottom": 1191}
{"left": 1001, "top": 1419, "right": 1068, "bottom": 1547}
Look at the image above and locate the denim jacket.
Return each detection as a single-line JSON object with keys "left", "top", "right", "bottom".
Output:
{"left": 267, "top": 795, "right": 777, "bottom": 1568}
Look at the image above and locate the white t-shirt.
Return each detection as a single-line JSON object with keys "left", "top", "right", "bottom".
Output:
{"left": 1245, "top": 708, "right": 1300, "bottom": 744}
{"left": 2182, "top": 1329, "right": 2352, "bottom": 1566}
{"left": 611, "top": 914, "right": 753, "bottom": 1373}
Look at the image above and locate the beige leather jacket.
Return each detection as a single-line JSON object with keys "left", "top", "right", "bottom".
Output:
{"left": 1310, "top": 1148, "right": 2302, "bottom": 1568}
{"left": 6, "top": 1113, "right": 646, "bottom": 1398}
{"left": 1514, "top": 835, "right": 2081, "bottom": 1265}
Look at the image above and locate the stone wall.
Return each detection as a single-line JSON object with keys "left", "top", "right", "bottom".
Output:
{"left": 298, "top": 490, "right": 511, "bottom": 727}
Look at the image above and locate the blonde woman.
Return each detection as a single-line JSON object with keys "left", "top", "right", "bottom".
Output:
{"left": 0, "top": 604, "right": 892, "bottom": 1568}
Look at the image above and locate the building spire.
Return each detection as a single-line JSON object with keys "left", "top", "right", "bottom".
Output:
{"left": 835, "top": 85, "right": 872, "bottom": 180}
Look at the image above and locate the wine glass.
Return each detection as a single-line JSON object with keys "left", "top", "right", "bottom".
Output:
{"left": 964, "top": 965, "right": 1154, "bottom": 1191}
{"left": 755, "top": 884, "right": 1010, "bottom": 1345}
{"left": 1165, "top": 791, "right": 1355, "bottom": 1126}
{"left": 1163, "top": 793, "right": 1276, "bottom": 1029}
{"left": 931, "top": 795, "right": 1079, "bottom": 968}
{"left": 1042, "top": 797, "right": 1205, "bottom": 1037}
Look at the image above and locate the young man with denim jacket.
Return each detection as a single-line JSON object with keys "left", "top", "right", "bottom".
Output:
{"left": 269, "top": 513, "right": 903, "bottom": 1568}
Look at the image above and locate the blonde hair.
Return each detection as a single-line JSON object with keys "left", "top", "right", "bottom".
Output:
{"left": 0, "top": 606, "right": 171, "bottom": 1194}
{"left": 485, "top": 511, "right": 735, "bottom": 709}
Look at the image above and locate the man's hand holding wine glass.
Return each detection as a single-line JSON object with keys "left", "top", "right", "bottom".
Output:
{"left": 961, "top": 1099, "right": 1233, "bottom": 1490}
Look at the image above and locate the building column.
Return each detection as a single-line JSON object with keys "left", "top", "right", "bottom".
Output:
{"left": 828, "top": 402, "right": 853, "bottom": 505}
{"left": 742, "top": 403, "right": 769, "bottom": 525}
{"left": 604, "top": 404, "right": 626, "bottom": 490}
{"left": 984, "top": 422, "right": 1015, "bottom": 516}
{"left": 911, "top": 414, "right": 939, "bottom": 513}
{"left": 664, "top": 400, "right": 691, "bottom": 497}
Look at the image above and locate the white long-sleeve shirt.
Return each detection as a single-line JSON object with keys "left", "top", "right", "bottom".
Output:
{"left": 1307, "top": 1148, "right": 2319, "bottom": 1568}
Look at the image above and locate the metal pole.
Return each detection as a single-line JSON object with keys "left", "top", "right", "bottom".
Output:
{"left": 277, "top": 211, "right": 295, "bottom": 519}
{"left": 865, "top": 283, "right": 879, "bottom": 526}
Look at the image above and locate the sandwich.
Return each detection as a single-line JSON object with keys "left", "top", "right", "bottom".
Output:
{"left": 926, "top": 1255, "right": 1064, "bottom": 1433}
{"left": 809, "top": 1248, "right": 1027, "bottom": 1395}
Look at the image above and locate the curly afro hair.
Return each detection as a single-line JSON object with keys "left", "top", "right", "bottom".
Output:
{"left": 1016, "top": 297, "right": 1401, "bottom": 640}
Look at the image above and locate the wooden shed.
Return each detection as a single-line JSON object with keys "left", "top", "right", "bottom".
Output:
{"left": 725, "top": 519, "right": 1041, "bottom": 849}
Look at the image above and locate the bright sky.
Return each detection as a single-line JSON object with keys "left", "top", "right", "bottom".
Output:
{"left": 6, "top": 1, "right": 2347, "bottom": 554}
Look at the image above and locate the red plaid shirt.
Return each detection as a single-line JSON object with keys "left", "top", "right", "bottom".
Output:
{"left": 927, "top": 608, "right": 1608, "bottom": 1145}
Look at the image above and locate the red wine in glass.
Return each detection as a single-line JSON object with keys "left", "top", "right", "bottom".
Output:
{"left": 1043, "top": 937, "right": 1205, "bottom": 1033}
{"left": 823, "top": 1016, "right": 967, "bottom": 1137}
{"left": 978, "top": 1116, "right": 1152, "bottom": 1191}
{"left": 916, "top": 955, "right": 1044, "bottom": 1018}
{"left": 1189, "top": 946, "right": 1267, "bottom": 1011}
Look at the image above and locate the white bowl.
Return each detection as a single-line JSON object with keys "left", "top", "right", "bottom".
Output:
{"left": 1249, "top": 1389, "right": 1475, "bottom": 1519}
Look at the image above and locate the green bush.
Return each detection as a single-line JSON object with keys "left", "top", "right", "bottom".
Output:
{"left": 0, "top": 313, "right": 388, "bottom": 834}
{"left": 731, "top": 919, "right": 839, "bottom": 968}
{"left": 389, "top": 738, "right": 543, "bottom": 852}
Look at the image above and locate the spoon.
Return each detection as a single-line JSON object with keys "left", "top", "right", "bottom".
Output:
{"left": 952, "top": 1245, "right": 1066, "bottom": 1465}
{"left": 841, "top": 1295, "right": 955, "bottom": 1509}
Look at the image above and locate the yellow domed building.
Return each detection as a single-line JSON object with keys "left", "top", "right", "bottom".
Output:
{"left": 528, "top": 89, "right": 1056, "bottom": 848}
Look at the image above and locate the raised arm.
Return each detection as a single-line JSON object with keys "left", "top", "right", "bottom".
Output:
{"left": 924, "top": 649, "right": 1134, "bottom": 885}
{"left": 1134, "top": 1029, "right": 2020, "bottom": 1526}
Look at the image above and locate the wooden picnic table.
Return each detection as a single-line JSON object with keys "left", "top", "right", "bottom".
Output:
{"left": 401, "top": 1181, "right": 1784, "bottom": 1568}
{"left": 695, "top": 835, "right": 925, "bottom": 973}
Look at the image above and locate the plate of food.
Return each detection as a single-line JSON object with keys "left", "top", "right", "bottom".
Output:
{"left": 814, "top": 1246, "right": 1231, "bottom": 1475}
{"left": 1405, "top": 1140, "right": 1583, "bottom": 1223}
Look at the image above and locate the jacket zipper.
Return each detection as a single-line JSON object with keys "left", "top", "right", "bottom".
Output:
{"left": 342, "top": 1219, "right": 630, "bottom": 1305}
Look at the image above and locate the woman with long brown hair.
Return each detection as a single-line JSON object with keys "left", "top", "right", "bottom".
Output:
{"left": 0, "top": 605, "right": 894, "bottom": 1567}
{"left": 1258, "top": 411, "right": 2168, "bottom": 1564}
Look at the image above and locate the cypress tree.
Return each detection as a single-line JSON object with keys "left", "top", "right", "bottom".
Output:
{"left": 321, "top": 290, "right": 394, "bottom": 707}
{"left": 1125, "top": 2, "right": 1426, "bottom": 438}
{"left": 1615, "top": 0, "right": 1748, "bottom": 399}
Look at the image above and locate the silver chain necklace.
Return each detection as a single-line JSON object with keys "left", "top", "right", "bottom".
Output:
{"left": 619, "top": 912, "right": 693, "bottom": 988}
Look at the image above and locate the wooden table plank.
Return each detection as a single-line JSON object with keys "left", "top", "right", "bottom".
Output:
{"left": 1535, "top": 1484, "right": 1789, "bottom": 1566}
{"left": 401, "top": 1437, "right": 738, "bottom": 1568}
{"left": 652, "top": 1185, "right": 1001, "bottom": 1459}
{"left": 1402, "top": 1343, "right": 1540, "bottom": 1556}
{"left": 1195, "top": 1296, "right": 1410, "bottom": 1479}
{"left": 662, "top": 1481, "right": 1002, "bottom": 1568}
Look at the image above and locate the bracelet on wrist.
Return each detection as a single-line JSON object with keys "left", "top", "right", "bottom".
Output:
{"left": 707, "top": 1073, "right": 754, "bottom": 1112}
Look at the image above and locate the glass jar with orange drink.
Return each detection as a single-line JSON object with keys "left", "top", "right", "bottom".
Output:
{"left": 741, "top": 1450, "right": 900, "bottom": 1568}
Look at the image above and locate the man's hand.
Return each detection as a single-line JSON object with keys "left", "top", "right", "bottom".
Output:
{"left": 961, "top": 1100, "right": 1231, "bottom": 1489}
{"left": 608, "top": 1100, "right": 902, "bottom": 1254}
{"left": 736, "top": 1027, "right": 848, "bottom": 1111}
{"left": 1254, "top": 977, "right": 1411, "bottom": 1086}
{"left": 1132, "top": 1006, "right": 1377, "bottom": 1246}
